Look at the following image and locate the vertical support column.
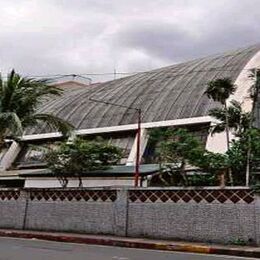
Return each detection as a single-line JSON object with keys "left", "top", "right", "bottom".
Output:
{"left": 0, "top": 141, "right": 21, "bottom": 171}
{"left": 206, "top": 121, "right": 229, "bottom": 153}
{"left": 19, "top": 189, "right": 30, "bottom": 230}
{"left": 113, "top": 188, "right": 129, "bottom": 237}
{"left": 126, "top": 129, "right": 149, "bottom": 166}
{"left": 254, "top": 193, "right": 260, "bottom": 245}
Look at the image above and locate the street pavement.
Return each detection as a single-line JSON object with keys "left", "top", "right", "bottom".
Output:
{"left": 0, "top": 237, "right": 258, "bottom": 260}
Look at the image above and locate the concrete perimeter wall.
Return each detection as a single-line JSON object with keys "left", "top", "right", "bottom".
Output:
{"left": 0, "top": 187, "right": 259, "bottom": 245}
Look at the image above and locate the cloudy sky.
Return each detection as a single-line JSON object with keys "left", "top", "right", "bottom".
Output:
{"left": 0, "top": 0, "right": 260, "bottom": 82}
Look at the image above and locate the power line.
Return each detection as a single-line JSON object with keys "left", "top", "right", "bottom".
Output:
{"left": 21, "top": 66, "right": 260, "bottom": 79}
{"left": 1, "top": 66, "right": 259, "bottom": 81}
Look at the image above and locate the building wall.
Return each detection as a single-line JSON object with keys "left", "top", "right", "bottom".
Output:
{"left": 0, "top": 190, "right": 26, "bottom": 229}
{"left": 0, "top": 187, "right": 259, "bottom": 245}
{"left": 25, "top": 201, "right": 115, "bottom": 234}
{"left": 127, "top": 194, "right": 256, "bottom": 244}
{"left": 26, "top": 189, "right": 118, "bottom": 235}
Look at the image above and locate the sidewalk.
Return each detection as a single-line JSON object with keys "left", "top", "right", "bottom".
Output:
{"left": 0, "top": 229, "right": 259, "bottom": 258}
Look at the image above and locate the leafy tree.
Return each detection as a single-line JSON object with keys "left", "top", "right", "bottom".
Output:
{"left": 45, "top": 137, "right": 122, "bottom": 188}
{"left": 226, "top": 140, "right": 247, "bottom": 185}
{"left": 206, "top": 72, "right": 260, "bottom": 185}
{"left": 226, "top": 128, "right": 260, "bottom": 185}
{"left": 149, "top": 125, "right": 260, "bottom": 187}
{"left": 156, "top": 128, "right": 204, "bottom": 186}
{"left": 150, "top": 128, "right": 236, "bottom": 186}
{"left": 0, "top": 69, "right": 73, "bottom": 151}
{"left": 151, "top": 128, "right": 226, "bottom": 186}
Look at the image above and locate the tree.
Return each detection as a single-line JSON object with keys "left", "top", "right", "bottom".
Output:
{"left": 207, "top": 72, "right": 260, "bottom": 186}
{"left": 209, "top": 100, "right": 251, "bottom": 137}
{"left": 157, "top": 128, "right": 204, "bottom": 186}
{"left": 151, "top": 128, "right": 226, "bottom": 186}
{"left": 0, "top": 69, "right": 73, "bottom": 151}
{"left": 205, "top": 78, "right": 237, "bottom": 147}
{"left": 45, "top": 137, "right": 122, "bottom": 188}
{"left": 205, "top": 78, "right": 236, "bottom": 185}
{"left": 226, "top": 128, "right": 260, "bottom": 185}
{"left": 149, "top": 125, "right": 259, "bottom": 187}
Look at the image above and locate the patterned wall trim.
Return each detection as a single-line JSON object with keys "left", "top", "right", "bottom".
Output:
{"left": 129, "top": 190, "right": 254, "bottom": 204}
{"left": 0, "top": 190, "right": 20, "bottom": 201}
{"left": 29, "top": 190, "right": 117, "bottom": 202}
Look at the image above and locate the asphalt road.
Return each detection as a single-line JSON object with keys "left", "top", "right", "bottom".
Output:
{"left": 0, "top": 237, "right": 257, "bottom": 260}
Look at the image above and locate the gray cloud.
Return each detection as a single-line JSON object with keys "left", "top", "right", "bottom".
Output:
{"left": 0, "top": 0, "right": 259, "bottom": 81}
{"left": 113, "top": 0, "right": 260, "bottom": 63}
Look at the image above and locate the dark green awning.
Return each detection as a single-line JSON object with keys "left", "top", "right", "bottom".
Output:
{"left": 15, "top": 164, "right": 160, "bottom": 178}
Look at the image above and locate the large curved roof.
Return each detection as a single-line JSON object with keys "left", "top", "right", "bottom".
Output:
{"left": 28, "top": 44, "right": 260, "bottom": 134}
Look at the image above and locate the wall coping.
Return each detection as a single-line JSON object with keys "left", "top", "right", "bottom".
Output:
{"left": 0, "top": 186, "right": 252, "bottom": 192}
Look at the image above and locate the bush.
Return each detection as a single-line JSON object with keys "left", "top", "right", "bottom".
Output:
{"left": 45, "top": 137, "right": 122, "bottom": 187}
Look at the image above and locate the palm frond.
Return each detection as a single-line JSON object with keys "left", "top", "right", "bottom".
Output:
{"left": 30, "top": 113, "right": 74, "bottom": 136}
{"left": 0, "top": 69, "right": 63, "bottom": 117}
{"left": 208, "top": 99, "right": 252, "bottom": 136}
{"left": 0, "top": 112, "right": 23, "bottom": 136}
{"left": 205, "top": 78, "right": 236, "bottom": 104}
{"left": 0, "top": 69, "right": 74, "bottom": 149}
{"left": 208, "top": 107, "right": 226, "bottom": 121}
{"left": 209, "top": 123, "right": 225, "bottom": 135}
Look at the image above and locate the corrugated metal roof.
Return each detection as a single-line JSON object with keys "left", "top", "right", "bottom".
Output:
{"left": 27, "top": 44, "right": 260, "bottom": 134}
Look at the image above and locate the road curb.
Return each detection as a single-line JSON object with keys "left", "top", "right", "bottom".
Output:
{"left": 0, "top": 230, "right": 259, "bottom": 258}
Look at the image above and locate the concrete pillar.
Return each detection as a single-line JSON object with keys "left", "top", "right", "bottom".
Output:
{"left": 113, "top": 188, "right": 128, "bottom": 236}
{"left": 20, "top": 190, "right": 30, "bottom": 230}
{"left": 0, "top": 141, "right": 21, "bottom": 171}
{"left": 206, "top": 123, "right": 236, "bottom": 154}
{"left": 206, "top": 131, "right": 227, "bottom": 153}
{"left": 254, "top": 193, "right": 260, "bottom": 245}
{"left": 126, "top": 129, "right": 149, "bottom": 165}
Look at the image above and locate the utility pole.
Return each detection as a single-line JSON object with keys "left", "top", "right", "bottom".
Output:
{"left": 89, "top": 98, "right": 142, "bottom": 187}
{"left": 135, "top": 108, "right": 141, "bottom": 187}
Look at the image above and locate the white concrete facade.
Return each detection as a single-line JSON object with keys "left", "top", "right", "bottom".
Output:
{"left": 24, "top": 177, "right": 148, "bottom": 188}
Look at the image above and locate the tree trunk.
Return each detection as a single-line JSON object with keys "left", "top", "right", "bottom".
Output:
{"left": 224, "top": 101, "right": 230, "bottom": 149}
{"left": 246, "top": 147, "right": 251, "bottom": 186}
{"left": 0, "top": 135, "right": 6, "bottom": 153}
{"left": 224, "top": 101, "right": 234, "bottom": 186}
{"left": 219, "top": 169, "right": 226, "bottom": 188}
{"left": 180, "top": 160, "right": 188, "bottom": 186}
{"left": 78, "top": 176, "right": 83, "bottom": 187}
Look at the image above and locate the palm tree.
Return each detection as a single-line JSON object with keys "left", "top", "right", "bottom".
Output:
{"left": 209, "top": 100, "right": 251, "bottom": 137}
{"left": 205, "top": 78, "right": 237, "bottom": 185}
{"left": 0, "top": 69, "right": 73, "bottom": 151}
{"left": 205, "top": 78, "right": 237, "bottom": 147}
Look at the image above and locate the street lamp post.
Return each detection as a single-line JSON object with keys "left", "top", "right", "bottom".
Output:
{"left": 89, "top": 98, "right": 141, "bottom": 187}
{"left": 135, "top": 108, "right": 141, "bottom": 187}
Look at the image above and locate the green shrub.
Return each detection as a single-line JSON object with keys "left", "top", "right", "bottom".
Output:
{"left": 45, "top": 137, "right": 122, "bottom": 187}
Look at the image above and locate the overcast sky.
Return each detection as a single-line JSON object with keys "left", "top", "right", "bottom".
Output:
{"left": 0, "top": 0, "right": 260, "bottom": 82}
